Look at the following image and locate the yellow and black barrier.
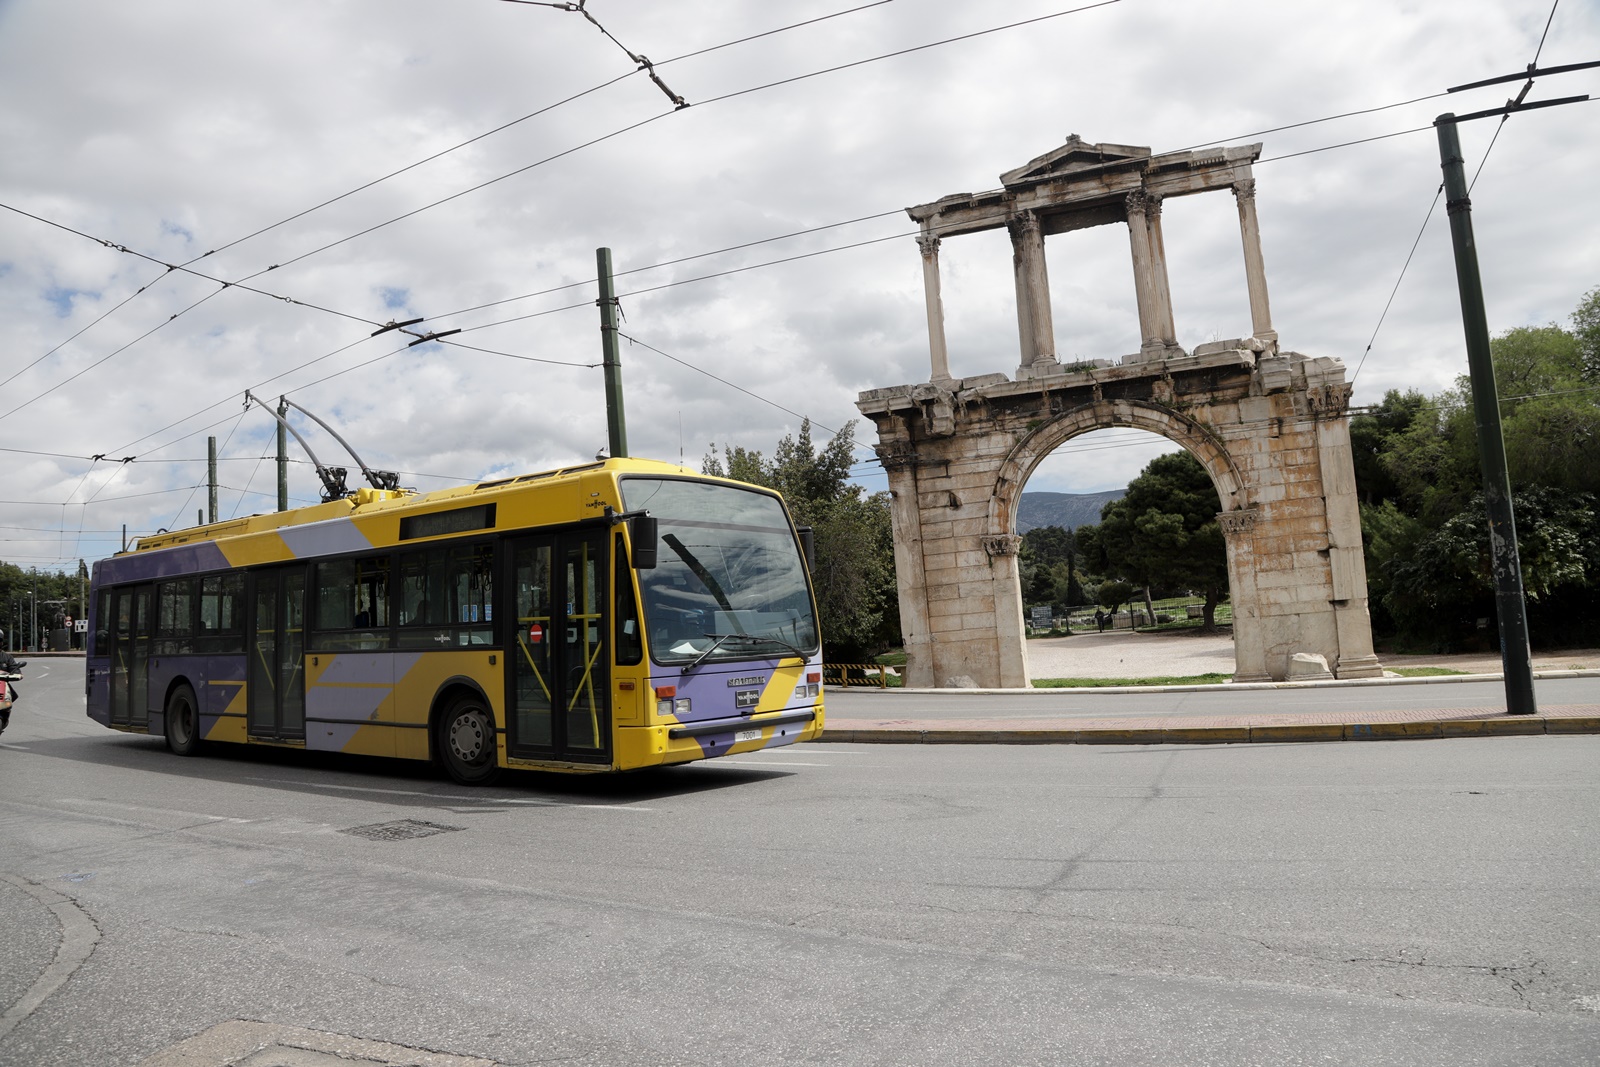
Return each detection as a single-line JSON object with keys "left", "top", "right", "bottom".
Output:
{"left": 822, "top": 663, "right": 896, "bottom": 689}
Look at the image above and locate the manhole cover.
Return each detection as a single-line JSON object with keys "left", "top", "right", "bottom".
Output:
{"left": 340, "top": 819, "right": 465, "bottom": 842}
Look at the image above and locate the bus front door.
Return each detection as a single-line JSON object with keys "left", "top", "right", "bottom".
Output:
{"left": 248, "top": 566, "right": 306, "bottom": 740}
{"left": 109, "top": 584, "right": 153, "bottom": 728}
{"left": 509, "top": 530, "right": 611, "bottom": 764}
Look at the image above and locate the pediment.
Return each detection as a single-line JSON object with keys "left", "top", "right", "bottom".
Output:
{"left": 999, "top": 135, "right": 1151, "bottom": 188}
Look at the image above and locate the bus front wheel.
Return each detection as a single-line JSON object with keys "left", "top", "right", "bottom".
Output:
{"left": 438, "top": 695, "right": 501, "bottom": 786}
{"left": 164, "top": 683, "right": 202, "bottom": 757}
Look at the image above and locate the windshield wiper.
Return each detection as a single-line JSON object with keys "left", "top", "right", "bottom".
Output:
{"left": 681, "top": 632, "right": 737, "bottom": 675}
{"left": 681, "top": 631, "right": 808, "bottom": 675}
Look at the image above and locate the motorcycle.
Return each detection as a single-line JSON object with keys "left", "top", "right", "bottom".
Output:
{"left": 0, "top": 661, "right": 23, "bottom": 736}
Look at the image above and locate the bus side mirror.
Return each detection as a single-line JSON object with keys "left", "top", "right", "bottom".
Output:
{"left": 630, "top": 515, "right": 658, "bottom": 569}
{"left": 798, "top": 526, "right": 815, "bottom": 573}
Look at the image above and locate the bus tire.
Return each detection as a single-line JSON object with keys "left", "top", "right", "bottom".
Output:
{"left": 164, "top": 683, "right": 203, "bottom": 757}
{"left": 438, "top": 694, "right": 500, "bottom": 786}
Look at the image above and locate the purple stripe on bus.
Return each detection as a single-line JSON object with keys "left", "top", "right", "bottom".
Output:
{"left": 96, "top": 542, "right": 230, "bottom": 584}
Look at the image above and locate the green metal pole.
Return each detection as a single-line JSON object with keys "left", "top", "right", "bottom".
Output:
{"left": 276, "top": 396, "right": 289, "bottom": 512}
{"left": 207, "top": 435, "right": 218, "bottom": 524}
{"left": 596, "top": 247, "right": 628, "bottom": 459}
{"left": 1435, "top": 114, "right": 1536, "bottom": 716}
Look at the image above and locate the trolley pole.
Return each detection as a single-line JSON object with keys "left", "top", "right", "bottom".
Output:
{"left": 207, "top": 435, "right": 218, "bottom": 524}
{"left": 596, "top": 247, "right": 629, "bottom": 459}
{"left": 1435, "top": 114, "right": 1535, "bottom": 716}
{"left": 276, "top": 396, "right": 289, "bottom": 512}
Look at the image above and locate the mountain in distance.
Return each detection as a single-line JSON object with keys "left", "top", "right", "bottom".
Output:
{"left": 1016, "top": 490, "right": 1124, "bottom": 533}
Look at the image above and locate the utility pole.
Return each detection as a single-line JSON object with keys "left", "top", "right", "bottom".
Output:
{"left": 276, "top": 396, "right": 289, "bottom": 511}
{"left": 1435, "top": 114, "right": 1535, "bottom": 716}
{"left": 596, "top": 247, "right": 628, "bottom": 459}
{"left": 207, "top": 436, "right": 218, "bottom": 524}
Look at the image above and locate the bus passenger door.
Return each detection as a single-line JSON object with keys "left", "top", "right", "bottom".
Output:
{"left": 509, "top": 530, "right": 610, "bottom": 764}
{"left": 109, "top": 584, "right": 153, "bottom": 728}
{"left": 248, "top": 566, "right": 306, "bottom": 740}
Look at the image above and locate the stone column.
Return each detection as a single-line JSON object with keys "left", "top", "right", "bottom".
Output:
{"left": 916, "top": 233, "right": 953, "bottom": 383}
{"left": 1311, "top": 385, "right": 1384, "bottom": 679}
{"left": 1219, "top": 508, "right": 1271, "bottom": 682}
{"left": 1007, "top": 212, "right": 1057, "bottom": 376}
{"left": 982, "top": 534, "right": 1030, "bottom": 688}
{"left": 1146, "top": 194, "right": 1178, "bottom": 348}
{"left": 877, "top": 439, "right": 935, "bottom": 688}
{"left": 1233, "top": 179, "right": 1277, "bottom": 343}
{"left": 1125, "top": 191, "right": 1165, "bottom": 358}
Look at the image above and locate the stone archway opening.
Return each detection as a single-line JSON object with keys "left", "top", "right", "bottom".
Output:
{"left": 1016, "top": 425, "right": 1235, "bottom": 680}
{"left": 858, "top": 136, "right": 1384, "bottom": 688}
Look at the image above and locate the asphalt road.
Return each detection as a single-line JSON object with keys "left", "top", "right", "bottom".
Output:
{"left": 3, "top": 661, "right": 1598, "bottom": 1066}
{"left": 827, "top": 675, "right": 1600, "bottom": 721}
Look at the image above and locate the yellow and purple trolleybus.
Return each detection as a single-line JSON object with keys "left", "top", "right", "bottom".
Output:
{"left": 86, "top": 458, "right": 825, "bottom": 783}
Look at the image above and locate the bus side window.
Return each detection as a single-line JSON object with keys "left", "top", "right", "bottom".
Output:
{"left": 156, "top": 578, "right": 196, "bottom": 655}
{"left": 94, "top": 589, "right": 111, "bottom": 656}
{"left": 199, "top": 573, "right": 246, "bottom": 654}
{"left": 614, "top": 535, "right": 642, "bottom": 666}
{"left": 398, "top": 543, "right": 492, "bottom": 646}
{"left": 313, "top": 557, "right": 391, "bottom": 650}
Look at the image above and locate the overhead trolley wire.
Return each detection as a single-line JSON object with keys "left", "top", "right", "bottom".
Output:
{"left": 1350, "top": 0, "right": 1570, "bottom": 388}
{"left": 215, "top": 1, "right": 1123, "bottom": 290}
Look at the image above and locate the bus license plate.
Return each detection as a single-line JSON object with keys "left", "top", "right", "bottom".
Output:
{"left": 734, "top": 728, "right": 761, "bottom": 744}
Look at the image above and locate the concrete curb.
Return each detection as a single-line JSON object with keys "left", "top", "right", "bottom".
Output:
{"left": 818, "top": 715, "right": 1600, "bottom": 745}
{"left": 832, "top": 667, "right": 1600, "bottom": 697}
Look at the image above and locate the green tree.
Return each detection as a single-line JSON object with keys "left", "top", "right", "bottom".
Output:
{"left": 704, "top": 420, "right": 898, "bottom": 660}
{"left": 1019, "top": 525, "right": 1083, "bottom": 611}
{"left": 1358, "top": 288, "right": 1600, "bottom": 648}
{"left": 1575, "top": 285, "right": 1600, "bottom": 382}
{"left": 1349, "top": 389, "right": 1427, "bottom": 505}
{"left": 1075, "top": 451, "right": 1229, "bottom": 630}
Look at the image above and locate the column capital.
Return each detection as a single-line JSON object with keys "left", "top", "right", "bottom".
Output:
{"left": 1218, "top": 507, "right": 1259, "bottom": 537}
{"left": 1145, "top": 191, "right": 1164, "bottom": 219}
{"left": 1125, "top": 189, "right": 1150, "bottom": 216}
{"left": 916, "top": 233, "right": 941, "bottom": 259}
{"left": 982, "top": 533, "right": 1023, "bottom": 557}
{"left": 875, "top": 440, "right": 918, "bottom": 473}
{"left": 1005, "top": 211, "right": 1042, "bottom": 241}
{"left": 1233, "top": 178, "right": 1257, "bottom": 202}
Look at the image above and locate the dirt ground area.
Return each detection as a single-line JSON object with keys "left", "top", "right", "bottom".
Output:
{"left": 1023, "top": 628, "right": 1600, "bottom": 680}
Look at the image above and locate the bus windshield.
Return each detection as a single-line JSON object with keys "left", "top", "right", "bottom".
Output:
{"left": 621, "top": 477, "right": 818, "bottom": 666}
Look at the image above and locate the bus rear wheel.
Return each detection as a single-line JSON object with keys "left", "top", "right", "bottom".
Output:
{"left": 164, "top": 683, "right": 202, "bottom": 756}
{"left": 438, "top": 695, "right": 500, "bottom": 786}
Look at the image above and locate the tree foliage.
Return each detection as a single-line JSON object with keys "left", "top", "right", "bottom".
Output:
{"left": 703, "top": 420, "right": 898, "bottom": 660}
{"left": 1353, "top": 289, "right": 1600, "bottom": 649}
{"left": 1075, "top": 450, "right": 1228, "bottom": 630}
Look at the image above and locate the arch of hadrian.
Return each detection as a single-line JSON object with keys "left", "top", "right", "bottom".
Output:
{"left": 856, "top": 136, "right": 1383, "bottom": 688}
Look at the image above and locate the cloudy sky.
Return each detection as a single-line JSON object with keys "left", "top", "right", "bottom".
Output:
{"left": 2, "top": 0, "right": 1597, "bottom": 571}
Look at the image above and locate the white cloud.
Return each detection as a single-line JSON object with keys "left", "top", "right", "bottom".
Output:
{"left": 1, "top": 0, "right": 1597, "bottom": 565}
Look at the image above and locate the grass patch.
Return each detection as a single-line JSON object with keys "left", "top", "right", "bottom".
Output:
{"left": 873, "top": 651, "right": 907, "bottom": 666}
{"left": 1032, "top": 672, "right": 1232, "bottom": 688}
{"left": 1389, "top": 666, "right": 1469, "bottom": 677}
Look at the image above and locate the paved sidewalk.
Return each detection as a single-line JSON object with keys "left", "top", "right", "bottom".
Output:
{"left": 823, "top": 633, "right": 1600, "bottom": 745}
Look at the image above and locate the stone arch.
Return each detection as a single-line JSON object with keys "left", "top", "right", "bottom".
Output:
{"left": 858, "top": 134, "right": 1383, "bottom": 689}
{"left": 858, "top": 350, "right": 1384, "bottom": 688}
{"left": 985, "top": 398, "right": 1248, "bottom": 541}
